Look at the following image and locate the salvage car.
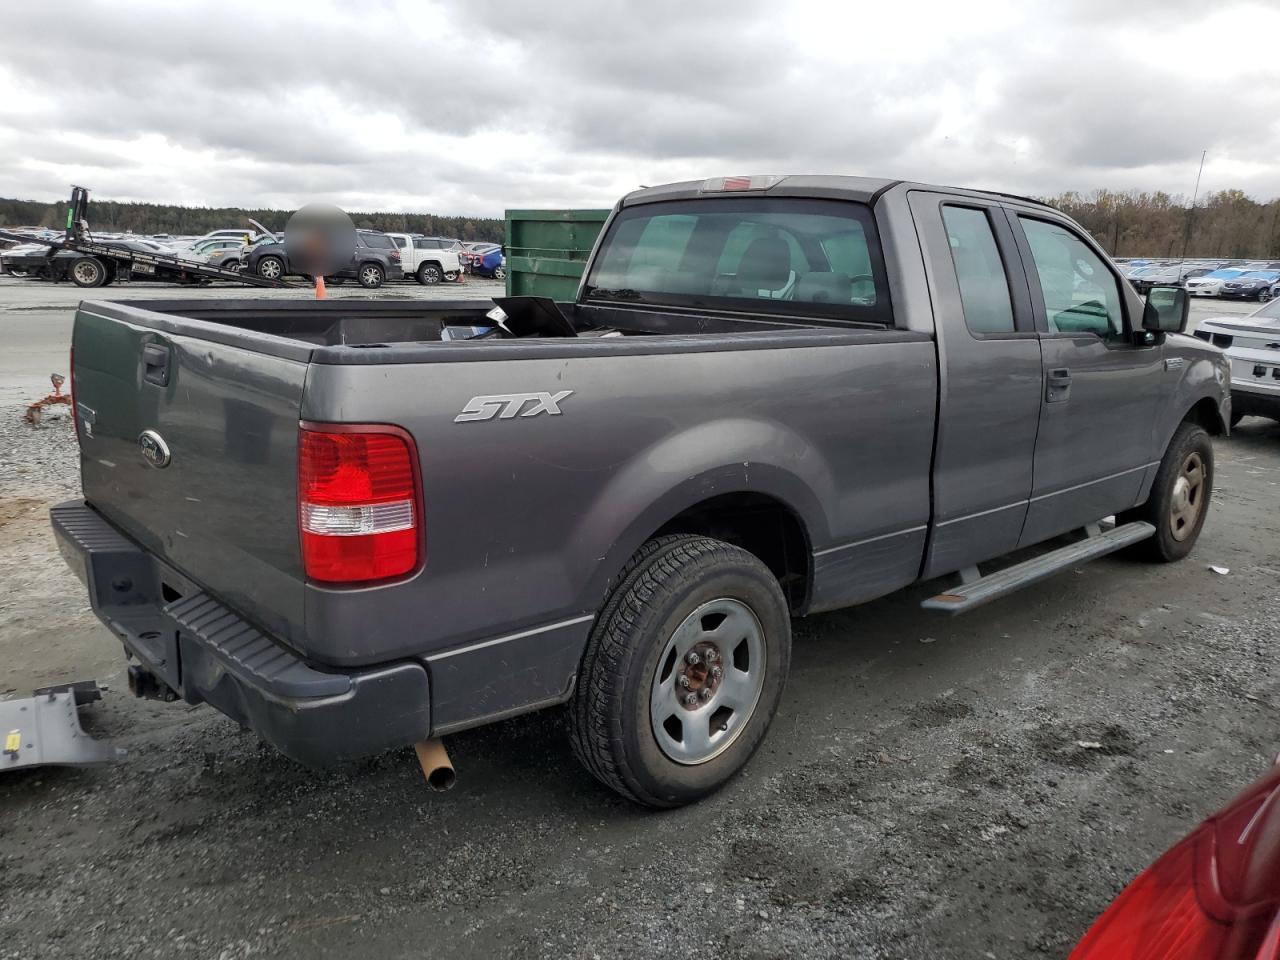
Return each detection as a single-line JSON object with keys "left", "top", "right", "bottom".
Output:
{"left": 462, "top": 241, "right": 506, "bottom": 279}
{"left": 53, "top": 175, "right": 1228, "bottom": 807}
{"left": 245, "top": 229, "right": 404, "bottom": 288}
{"left": 1219, "top": 270, "right": 1280, "bottom": 301}
{"left": 1196, "top": 295, "right": 1280, "bottom": 424}
{"left": 1186, "top": 268, "right": 1249, "bottom": 297}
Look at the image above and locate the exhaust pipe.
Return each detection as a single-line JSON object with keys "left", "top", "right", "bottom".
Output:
{"left": 413, "top": 738, "right": 456, "bottom": 791}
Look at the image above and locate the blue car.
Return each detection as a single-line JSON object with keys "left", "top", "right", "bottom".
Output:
{"left": 462, "top": 243, "right": 506, "bottom": 279}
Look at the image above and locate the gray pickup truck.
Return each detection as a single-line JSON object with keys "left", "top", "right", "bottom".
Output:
{"left": 54, "top": 175, "right": 1229, "bottom": 807}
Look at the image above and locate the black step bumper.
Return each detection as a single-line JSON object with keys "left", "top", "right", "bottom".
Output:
{"left": 50, "top": 500, "right": 432, "bottom": 766}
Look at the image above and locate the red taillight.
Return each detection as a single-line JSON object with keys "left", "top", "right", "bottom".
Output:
{"left": 1070, "top": 768, "right": 1280, "bottom": 960}
{"left": 298, "top": 424, "right": 422, "bottom": 583}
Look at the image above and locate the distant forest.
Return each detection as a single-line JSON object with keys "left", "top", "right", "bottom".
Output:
{"left": 3, "top": 188, "right": 1279, "bottom": 259}
{"left": 0, "top": 196, "right": 505, "bottom": 242}
{"left": 1044, "top": 189, "right": 1280, "bottom": 259}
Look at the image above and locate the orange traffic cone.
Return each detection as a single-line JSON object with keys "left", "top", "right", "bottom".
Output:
{"left": 315, "top": 276, "right": 327, "bottom": 299}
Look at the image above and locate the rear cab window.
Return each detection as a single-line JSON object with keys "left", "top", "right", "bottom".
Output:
{"left": 941, "top": 205, "right": 1016, "bottom": 335}
{"left": 583, "top": 197, "right": 892, "bottom": 325}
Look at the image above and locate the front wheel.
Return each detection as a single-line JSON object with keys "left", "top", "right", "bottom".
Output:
{"left": 1121, "top": 421, "right": 1213, "bottom": 562}
{"left": 492, "top": 264, "right": 506, "bottom": 280}
{"left": 569, "top": 535, "right": 791, "bottom": 808}
{"left": 358, "top": 262, "right": 385, "bottom": 288}
{"left": 256, "top": 255, "right": 285, "bottom": 281}
{"left": 417, "top": 262, "right": 442, "bottom": 285}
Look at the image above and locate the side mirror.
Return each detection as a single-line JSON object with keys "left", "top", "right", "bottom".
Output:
{"left": 1143, "top": 285, "right": 1188, "bottom": 334}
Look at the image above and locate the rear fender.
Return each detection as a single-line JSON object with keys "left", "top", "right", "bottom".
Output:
{"left": 570, "top": 418, "right": 832, "bottom": 612}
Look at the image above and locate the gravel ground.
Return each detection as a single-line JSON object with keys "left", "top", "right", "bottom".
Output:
{"left": 0, "top": 281, "right": 1277, "bottom": 959}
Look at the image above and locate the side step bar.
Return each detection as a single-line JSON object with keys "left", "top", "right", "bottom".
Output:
{"left": 921, "top": 521, "right": 1155, "bottom": 615}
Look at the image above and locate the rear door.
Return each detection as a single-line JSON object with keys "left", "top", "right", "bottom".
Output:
{"left": 73, "top": 305, "right": 310, "bottom": 645}
{"left": 908, "top": 192, "right": 1044, "bottom": 577}
{"left": 1006, "top": 210, "right": 1165, "bottom": 545}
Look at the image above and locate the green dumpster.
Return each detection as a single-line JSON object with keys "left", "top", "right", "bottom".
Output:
{"left": 504, "top": 208, "right": 610, "bottom": 300}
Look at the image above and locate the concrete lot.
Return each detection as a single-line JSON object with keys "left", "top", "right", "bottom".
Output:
{"left": 0, "top": 279, "right": 1276, "bottom": 959}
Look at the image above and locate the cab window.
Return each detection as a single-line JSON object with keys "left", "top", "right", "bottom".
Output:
{"left": 941, "top": 206, "right": 1016, "bottom": 334}
{"left": 1019, "top": 217, "right": 1124, "bottom": 338}
{"left": 584, "top": 197, "right": 891, "bottom": 324}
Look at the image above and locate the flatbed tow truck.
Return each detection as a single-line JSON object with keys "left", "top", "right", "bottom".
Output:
{"left": 0, "top": 186, "right": 295, "bottom": 289}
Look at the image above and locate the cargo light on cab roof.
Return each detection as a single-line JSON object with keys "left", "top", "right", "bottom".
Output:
{"left": 701, "top": 175, "right": 784, "bottom": 192}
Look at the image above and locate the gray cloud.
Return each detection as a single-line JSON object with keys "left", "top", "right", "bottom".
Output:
{"left": 1, "top": 0, "right": 1278, "bottom": 215}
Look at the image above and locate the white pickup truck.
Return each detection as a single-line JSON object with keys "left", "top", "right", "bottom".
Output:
{"left": 384, "top": 233, "right": 461, "bottom": 285}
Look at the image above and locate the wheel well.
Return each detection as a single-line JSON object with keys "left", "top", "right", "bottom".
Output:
{"left": 1185, "top": 396, "right": 1225, "bottom": 435}
{"left": 653, "top": 493, "right": 811, "bottom": 612}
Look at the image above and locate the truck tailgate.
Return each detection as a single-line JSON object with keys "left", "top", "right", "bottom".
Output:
{"left": 72, "top": 305, "right": 309, "bottom": 646}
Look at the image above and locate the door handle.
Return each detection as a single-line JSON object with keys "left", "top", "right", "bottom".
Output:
{"left": 1046, "top": 367, "right": 1071, "bottom": 403}
{"left": 142, "top": 342, "right": 171, "bottom": 387}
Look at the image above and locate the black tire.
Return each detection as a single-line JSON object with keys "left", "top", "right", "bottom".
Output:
{"left": 256, "top": 255, "right": 285, "bottom": 281}
{"left": 1121, "top": 421, "right": 1213, "bottom": 562}
{"left": 70, "top": 256, "right": 106, "bottom": 288}
{"left": 493, "top": 264, "right": 506, "bottom": 280}
{"left": 327, "top": 277, "right": 346, "bottom": 286}
{"left": 569, "top": 534, "right": 791, "bottom": 808}
{"left": 443, "top": 270, "right": 459, "bottom": 282}
{"left": 222, "top": 259, "right": 240, "bottom": 274}
{"left": 358, "top": 262, "right": 385, "bottom": 289}
{"left": 417, "top": 262, "right": 442, "bottom": 285}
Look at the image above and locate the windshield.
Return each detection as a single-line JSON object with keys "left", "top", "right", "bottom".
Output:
{"left": 583, "top": 197, "right": 891, "bottom": 324}
{"left": 1204, "top": 269, "right": 1246, "bottom": 279}
{"left": 1238, "top": 271, "right": 1279, "bottom": 280}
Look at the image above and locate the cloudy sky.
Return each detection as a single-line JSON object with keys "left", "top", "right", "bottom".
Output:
{"left": 2, "top": 0, "right": 1278, "bottom": 216}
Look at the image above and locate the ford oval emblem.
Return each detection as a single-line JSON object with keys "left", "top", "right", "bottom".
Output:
{"left": 138, "top": 429, "right": 171, "bottom": 468}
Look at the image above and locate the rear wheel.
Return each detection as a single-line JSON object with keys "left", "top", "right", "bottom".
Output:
{"left": 493, "top": 264, "right": 506, "bottom": 280}
{"left": 70, "top": 256, "right": 106, "bottom": 288}
{"left": 417, "top": 262, "right": 442, "bottom": 285}
{"left": 443, "top": 270, "right": 459, "bottom": 282}
{"left": 1121, "top": 421, "right": 1213, "bottom": 562}
{"left": 358, "top": 262, "right": 385, "bottom": 289}
{"left": 569, "top": 535, "right": 791, "bottom": 808}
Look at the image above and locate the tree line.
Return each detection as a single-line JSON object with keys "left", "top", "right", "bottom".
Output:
{"left": 5, "top": 188, "right": 1279, "bottom": 259}
{"left": 1045, "top": 189, "right": 1280, "bottom": 259}
{"left": 0, "top": 196, "right": 505, "bottom": 243}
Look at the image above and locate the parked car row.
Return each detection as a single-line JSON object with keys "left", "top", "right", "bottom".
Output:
{"left": 1116, "top": 256, "right": 1280, "bottom": 300}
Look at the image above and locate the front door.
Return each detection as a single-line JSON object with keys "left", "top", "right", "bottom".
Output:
{"left": 1007, "top": 211, "right": 1165, "bottom": 546}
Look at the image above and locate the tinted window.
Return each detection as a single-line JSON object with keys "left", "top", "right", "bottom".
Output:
{"left": 360, "top": 233, "right": 395, "bottom": 250}
{"left": 414, "top": 238, "right": 440, "bottom": 250}
{"left": 391, "top": 236, "right": 407, "bottom": 248}
{"left": 1019, "top": 217, "right": 1124, "bottom": 338}
{"left": 585, "top": 197, "right": 890, "bottom": 323}
{"left": 941, "top": 206, "right": 1015, "bottom": 334}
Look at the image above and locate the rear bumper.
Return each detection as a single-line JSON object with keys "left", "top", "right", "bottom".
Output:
{"left": 50, "top": 500, "right": 432, "bottom": 766}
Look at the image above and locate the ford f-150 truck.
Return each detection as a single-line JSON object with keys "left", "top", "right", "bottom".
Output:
{"left": 53, "top": 175, "right": 1229, "bottom": 807}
